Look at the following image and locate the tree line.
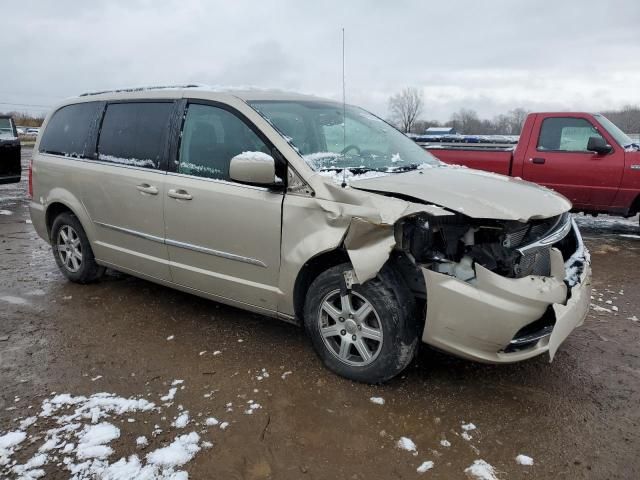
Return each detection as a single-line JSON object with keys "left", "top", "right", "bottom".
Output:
{"left": 0, "top": 111, "right": 46, "bottom": 127}
{"left": 389, "top": 87, "right": 640, "bottom": 135}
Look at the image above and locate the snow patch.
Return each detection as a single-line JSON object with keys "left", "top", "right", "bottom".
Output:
{"left": 369, "top": 397, "right": 385, "bottom": 405}
{"left": 172, "top": 412, "right": 190, "bottom": 429}
{"left": 417, "top": 460, "right": 434, "bottom": 473}
{"left": 397, "top": 436, "right": 417, "bottom": 454}
{"left": 464, "top": 459, "right": 498, "bottom": 480}
{"left": 516, "top": 454, "right": 534, "bottom": 466}
{"left": 146, "top": 432, "right": 200, "bottom": 467}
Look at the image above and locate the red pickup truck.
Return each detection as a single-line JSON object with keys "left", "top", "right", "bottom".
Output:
{"left": 427, "top": 112, "right": 640, "bottom": 225}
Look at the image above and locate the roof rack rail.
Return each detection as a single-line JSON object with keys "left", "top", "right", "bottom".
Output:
{"left": 79, "top": 84, "right": 202, "bottom": 97}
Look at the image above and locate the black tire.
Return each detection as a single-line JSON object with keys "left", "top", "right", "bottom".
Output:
{"left": 51, "top": 212, "right": 105, "bottom": 283}
{"left": 304, "top": 263, "right": 419, "bottom": 384}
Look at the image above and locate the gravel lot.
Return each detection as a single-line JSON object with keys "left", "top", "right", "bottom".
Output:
{"left": 1, "top": 148, "right": 639, "bottom": 479}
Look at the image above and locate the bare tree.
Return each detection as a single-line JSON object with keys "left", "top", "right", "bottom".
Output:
{"left": 507, "top": 108, "right": 530, "bottom": 135}
{"left": 449, "top": 108, "right": 481, "bottom": 134}
{"left": 388, "top": 87, "right": 424, "bottom": 133}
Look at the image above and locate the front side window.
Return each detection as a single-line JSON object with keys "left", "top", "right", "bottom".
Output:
{"left": 538, "top": 117, "right": 605, "bottom": 152}
{"left": 177, "top": 103, "right": 269, "bottom": 180}
{"left": 39, "top": 102, "right": 101, "bottom": 157}
{"left": 249, "top": 100, "right": 440, "bottom": 173}
{"left": 98, "top": 102, "right": 173, "bottom": 169}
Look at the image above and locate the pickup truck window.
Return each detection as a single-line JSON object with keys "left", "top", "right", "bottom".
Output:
{"left": 537, "top": 117, "right": 604, "bottom": 153}
{"left": 594, "top": 114, "right": 634, "bottom": 148}
{"left": 0, "top": 118, "right": 12, "bottom": 135}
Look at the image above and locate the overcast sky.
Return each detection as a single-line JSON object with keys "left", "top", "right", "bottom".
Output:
{"left": 4, "top": 0, "right": 640, "bottom": 121}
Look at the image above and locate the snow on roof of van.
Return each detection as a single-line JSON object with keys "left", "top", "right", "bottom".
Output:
{"left": 78, "top": 84, "right": 331, "bottom": 103}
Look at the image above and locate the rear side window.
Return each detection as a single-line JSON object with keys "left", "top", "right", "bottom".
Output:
{"left": 98, "top": 102, "right": 173, "bottom": 169}
{"left": 538, "top": 117, "right": 604, "bottom": 152}
{"left": 39, "top": 102, "right": 100, "bottom": 157}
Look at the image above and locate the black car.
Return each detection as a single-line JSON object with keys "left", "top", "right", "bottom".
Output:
{"left": 0, "top": 116, "right": 21, "bottom": 184}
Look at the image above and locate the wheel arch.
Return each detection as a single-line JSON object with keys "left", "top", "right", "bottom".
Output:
{"left": 292, "top": 248, "right": 351, "bottom": 323}
{"left": 45, "top": 202, "right": 76, "bottom": 238}
{"left": 629, "top": 193, "right": 640, "bottom": 217}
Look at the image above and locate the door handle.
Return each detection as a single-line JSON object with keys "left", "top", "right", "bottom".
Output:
{"left": 136, "top": 183, "right": 159, "bottom": 195}
{"left": 530, "top": 157, "right": 546, "bottom": 164}
{"left": 168, "top": 189, "right": 193, "bottom": 200}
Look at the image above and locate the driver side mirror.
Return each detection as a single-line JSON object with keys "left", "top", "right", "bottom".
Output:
{"left": 587, "top": 136, "right": 613, "bottom": 155}
{"left": 229, "top": 152, "right": 277, "bottom": 185}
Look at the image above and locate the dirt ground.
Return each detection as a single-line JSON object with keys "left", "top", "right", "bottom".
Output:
{"left": 1, "top": 148, "right": 639, "bottom": 479}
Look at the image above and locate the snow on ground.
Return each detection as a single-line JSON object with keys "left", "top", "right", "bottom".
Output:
{"left": 440, "top": 439, "right": 451, "bottom": 447}
{"left": 0, "top": 210, "right": 13, "bottom": 215}
{"left": 0, "top": 382, "right": 235, "bottom": 479}
{"left": 575, "top": 213, "right": 638, "bottom": 234}
{"left": 515, "top": 454, "right": 534, "bottom": 465}
{"left": 397, "top": 437, "right": 417, "bottom": 454}
{"left": 369, "top": 397, "right": 385, "bottom": 405}
{"left": 416, "top": 460, "right": 434, "bottom": 473}
{"left": 464, "top": 459, "right": 499, "bottom": 480}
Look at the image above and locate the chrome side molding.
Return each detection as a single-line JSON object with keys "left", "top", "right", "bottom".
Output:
{"left": 94, "top": 221, "right": 267, "bottom": 268}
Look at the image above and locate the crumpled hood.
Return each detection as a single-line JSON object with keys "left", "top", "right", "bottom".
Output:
{"left": 350, "top": 166, "right": 572, "bottom": 221}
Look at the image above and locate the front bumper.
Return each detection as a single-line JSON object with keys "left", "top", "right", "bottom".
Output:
{"left": 420, "top": 222, "right": 592, "bottom": 363}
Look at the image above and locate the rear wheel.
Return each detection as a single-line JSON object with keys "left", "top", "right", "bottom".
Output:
{"left": 51, "top": 212, "right": 105, "bottom": 283}
{"left": 304, "top": 263, "right": 419, "bottom": 383}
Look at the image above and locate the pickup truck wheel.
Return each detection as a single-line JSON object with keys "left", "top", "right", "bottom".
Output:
{"left": 304, "top": 263, "right": 419, "bottom": 384}
{"left": 51, "top": 212, "right": 105, "bottom": 283}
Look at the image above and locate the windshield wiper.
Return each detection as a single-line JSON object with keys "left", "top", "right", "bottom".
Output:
{"left": 319, "top": 166, "right": 382, "bottom": 174}
{"left": 385, "top": 163, "right": 420, "bottom": 172}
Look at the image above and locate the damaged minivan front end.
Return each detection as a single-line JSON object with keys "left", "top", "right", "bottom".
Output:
{"left": 247, "top": 94, "right": 591, "bottom": 380}
{"left": 396, "top": 210, "right": 591, "bottom": 363}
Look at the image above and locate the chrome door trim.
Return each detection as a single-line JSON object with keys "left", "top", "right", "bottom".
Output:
{"left": 165, "top": 238, "right": 267, "bottom": 267}
{"left": 166, "top": 171, "right": 275, "bottom": 192}
{"left": 93, "top": 221, "right": 267, "bottom": 268}
{"left": 94, "top": 221, "right": 165, "bottom": 244}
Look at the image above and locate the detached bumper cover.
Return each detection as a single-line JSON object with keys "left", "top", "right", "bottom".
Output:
{"left": 421, "top": 223, "right": 592, "bottom": 363}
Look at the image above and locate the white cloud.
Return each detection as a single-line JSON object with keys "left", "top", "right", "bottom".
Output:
{"left": 3, "top": 0, "right": 639, "bottom": 121}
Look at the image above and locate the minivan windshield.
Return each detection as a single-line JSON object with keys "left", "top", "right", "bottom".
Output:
{"left": 594, "top": 114, "right": 636, "bottom": 149}
{"left": 249, "top": 100, "right": 441, "bottom": 172}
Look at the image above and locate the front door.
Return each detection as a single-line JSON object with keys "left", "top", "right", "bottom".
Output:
{"left": 163, "top": 101, "right": 283, "bottom": 310}
{"left": 522, "top": 115, "right": 625, "bottom": 209}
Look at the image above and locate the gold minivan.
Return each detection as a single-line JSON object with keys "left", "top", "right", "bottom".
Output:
{"left": 29, "top": 87, "right": 591, "bottom": 383}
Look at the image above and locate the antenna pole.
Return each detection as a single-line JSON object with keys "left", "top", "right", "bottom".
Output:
{"left": 341, "top": 27, "right": 347, "bottom": 188}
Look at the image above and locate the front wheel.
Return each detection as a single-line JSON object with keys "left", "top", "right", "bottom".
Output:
{"left": 51, "top": 212, "right": 105, "bottom": 283}
{"left": 304, "top": 263, "right": 419, "bottom": 383}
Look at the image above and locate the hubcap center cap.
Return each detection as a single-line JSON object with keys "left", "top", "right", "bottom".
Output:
{"left": 345, "top": 319, "right": 358, "bottom": 335}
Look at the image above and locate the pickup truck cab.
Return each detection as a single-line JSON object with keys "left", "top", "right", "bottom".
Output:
{"left": 428, "top": 113, "right": 640, "bottom": 224}
{"left": 0, "top": 115, "right": 21, "bottom": 184}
